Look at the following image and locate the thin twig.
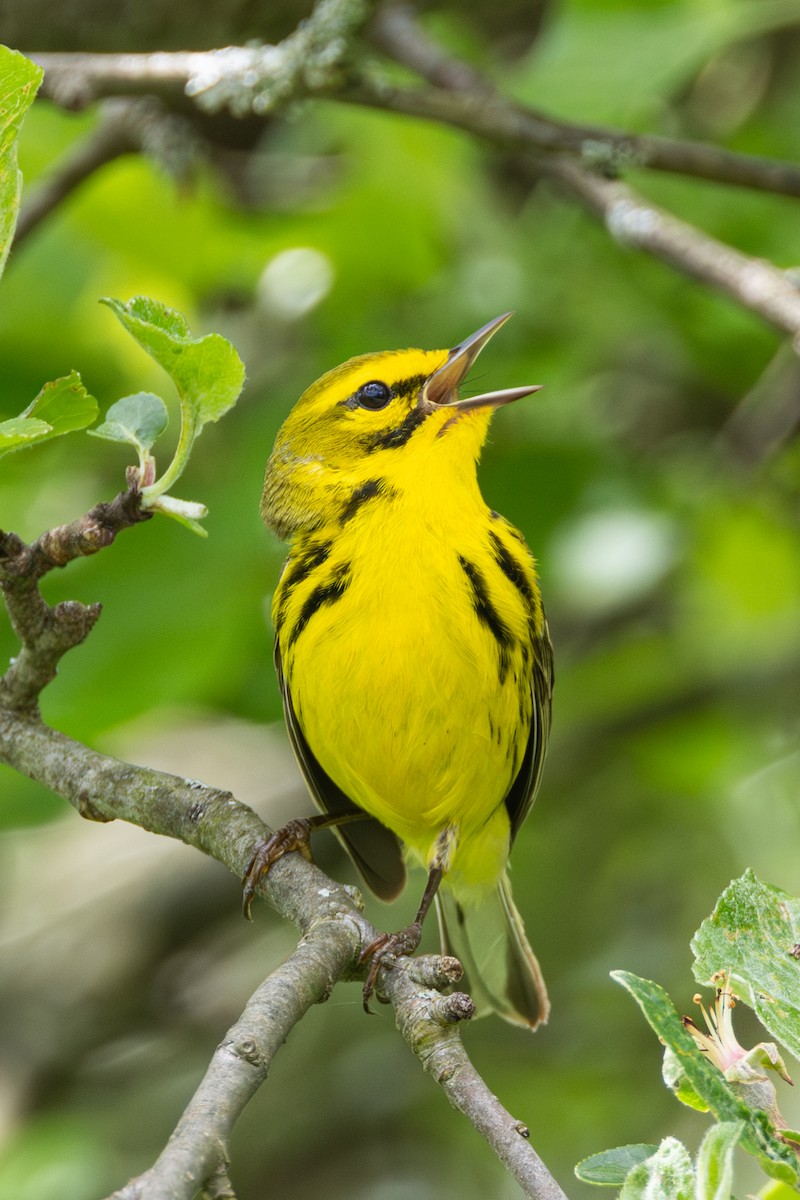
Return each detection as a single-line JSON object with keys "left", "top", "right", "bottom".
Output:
{"left": 368, "top": 3, "right": 800, "bottom": 198}
{"left": 540, "top": 156, "right": 800, "bottom": 343}
{"left": 384, "top": 955, "right": 569, "bottom": 1200}
{"left": 15, "top": 98, "right": 200, "bottom": 249}
{"left": 106, "top": 919, "right": 360, "bottom": 1199}
{"left": 14, "top": 102, "right": 140, "bottom": 248}
{"left": 0, "top": 487, "right": 150, "bottom": 711}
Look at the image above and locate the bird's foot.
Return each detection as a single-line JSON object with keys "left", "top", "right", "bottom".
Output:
{"left": 241, "top": 817, "right": 315, "bottom": 920}
{"left": 359, "top": 921, "right": 423, "bottom": 1012}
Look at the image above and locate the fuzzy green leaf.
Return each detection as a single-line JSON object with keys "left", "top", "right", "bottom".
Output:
{"left": 0, "top": 416, "right": 52, "bottom": 456}
{"left": 695, "top": 1122, "right": 744, "bottom": 1200}
{"left": 0, "top": 47, "right": 43, "bottom": 278}
{"left": 619, "top": 1138, "right": 694, "bottom": 1200}
{"left": 89, "top": 392, "right": 168, "bottom": 454}
{"left": 575, "top": 1144, "right": 659, "bottom": 1186}
{"left": 692, "top": 871, "right": 800, "bottom": 1062}
{"left": 100, "top": 296, "right": 245, "bottom": 432}
{"left": 612, "top": 971, "right": 799, "bottom": 1184}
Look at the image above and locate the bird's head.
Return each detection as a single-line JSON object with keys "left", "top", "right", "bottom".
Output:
{"left": 262, "top": 313, "right": 540, "bottom": 539}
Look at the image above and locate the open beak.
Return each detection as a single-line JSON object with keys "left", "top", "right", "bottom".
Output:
{"left": 420, "top": 312, "right": 542, "bottom": 412}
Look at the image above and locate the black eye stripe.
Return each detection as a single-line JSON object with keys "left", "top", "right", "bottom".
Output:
{"left": 356, "top": 380, "right": 391, "bottom": 410}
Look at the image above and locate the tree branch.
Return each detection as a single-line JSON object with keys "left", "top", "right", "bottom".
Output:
{"left": 0, "top": 486, "right": 150, "bottom": 711}
{"left": 368, "top": 3, "right": 800, "bottom": 199}
{"left": 105, "top": 917, "right": 360, "bottom": 1199}
{"left": 14, "top": 98, "right": 200, "bottom": 249}
{"left": 0, "top": 491, "right": 568, "bottom": 1199}
{"left": 25, "top": 17, "right": 800, "bottom": 346}
{"left": 33, "top": 0, "right": 381, "bottom": 115}
{"left": 540, "top": 156, "right": 800, "bottom": 344}
{"left": 0, "top": 705, "right": 568, "bottom": 1199}
{"left": 30, "top": 15, "right": 800, "bottom": 201}
{"left": 383, "top": 955, "right": 569, "bottom": 1200}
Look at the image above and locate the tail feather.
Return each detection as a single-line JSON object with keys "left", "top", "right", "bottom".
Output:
{"left": 436, "top": 874, "right": 549, "bottom": 1031}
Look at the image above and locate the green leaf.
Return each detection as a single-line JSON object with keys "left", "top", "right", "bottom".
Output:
{"left": 612, "top": 971, "right": 799, "bottom": 1184}
{"left": 695, "top": 1122, "right": 744, "bottom": 1200}
{"left": 0, "top": 416, "right": 52, "bottom": 457}
{"left": 0, "top": 373, "right": 98, "bottom": 460}
{"left": 0, "top": 47, "right": 43, "bottom": 278}
{"left": 663, "top": 1046, "right": 710, "bottom": 1113}
{"left": 101, "top": 295, "right": 245, "bottom": 432}
{"left": 756, "top": 1183, "right": 800, "bottom": 1199}
{"left": 575, "top": 1144, "right": 659, "bottom": 1186}
{"left": 100, "top": 296, "right": 245, "bottom": 503}
{"left": 88, "top": 392, "right": 168, "bottom": 454}
{"left": 23, "top": 372, "right": 99, "bottom": 436}
{"left": 619, "top": 1138, "right": 694, "bottom": 1200}
{"left": 692, "top": 871, "right": 800, "bottom": 1062}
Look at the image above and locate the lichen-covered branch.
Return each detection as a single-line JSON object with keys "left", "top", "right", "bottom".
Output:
{"left": 30, "top": 13, "right": 800, "bottom": 201}
{"left": 25, "top": 11, "right": 800, "bottom": 350}
{"left": 34, "top": 0, "right": 380, "bottom": 115}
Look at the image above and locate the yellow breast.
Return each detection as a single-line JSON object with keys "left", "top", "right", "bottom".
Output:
{"left": 273, "top": 471, "right": 540, "bottom": 895}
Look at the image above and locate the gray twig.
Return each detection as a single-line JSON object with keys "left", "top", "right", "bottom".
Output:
{"left": 0, "top": 487, "right": 150, "bottom": 711}
{"left": 15, "top": 98, "right": 201, "bottom": 249}
{"left": 34, "top": 0, "right": 380, "bottom": 115}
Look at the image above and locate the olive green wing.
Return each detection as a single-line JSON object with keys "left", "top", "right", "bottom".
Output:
{"left": 275, "top": 639, "right": 407, "bottom": 902}
{"left": 504, "top": 612, "right": 554, "bottom": 844}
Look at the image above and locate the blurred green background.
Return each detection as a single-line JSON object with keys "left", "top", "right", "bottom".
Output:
{"left": 1, "top": 0, "right": 799, "bottom": 1196}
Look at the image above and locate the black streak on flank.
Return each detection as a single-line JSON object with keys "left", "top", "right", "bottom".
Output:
{"left": 459, "top": 555, "right": 515, "bottom": 684}
{"left": 287, "top": 562, "right": 352, "bottom": 649}
{"left": 275, "top": 541, "right": 332, "bottom": 633}
{"left": 489, "top": 530, "right": 536, "bottom": 615}
{"left": 363, "top": 406, "right": 427, "bottom": 453}
{"left": 339, "top": 478, "right": 393, "bottom": 525}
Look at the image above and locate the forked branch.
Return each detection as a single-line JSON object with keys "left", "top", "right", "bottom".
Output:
{"left": 0, "top": 496, "right": 568, "bottom": 1199}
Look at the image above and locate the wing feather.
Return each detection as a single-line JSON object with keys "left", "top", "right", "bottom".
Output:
{"left": 504, "top": 611, "right": 554, "bottom": 843}
{"left": 275, "top": 639, "right": 407, "bottom": 901}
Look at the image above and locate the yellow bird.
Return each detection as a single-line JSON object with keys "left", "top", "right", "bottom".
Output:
{"left": 244, "top": 313, "right": 553, "bottom": 1029}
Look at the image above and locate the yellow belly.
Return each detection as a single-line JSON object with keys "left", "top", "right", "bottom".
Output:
{"left": 277, "top": 503, "right": 535, "bottom": 895}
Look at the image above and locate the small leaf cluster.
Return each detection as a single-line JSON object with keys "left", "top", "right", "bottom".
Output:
{"left": 91, "top": 297, "right": 246, "bottom": 535}
{"left": 0, "top": 48, "right": 245, "bottom": 535}
{"left": 577, "top": 872, "right": 800, "bottom": 1199}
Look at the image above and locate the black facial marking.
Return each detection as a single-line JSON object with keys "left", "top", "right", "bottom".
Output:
{"left": 391, "top": 374, "right": 427, "bottom": 400}
{"left": 362, "top": 405, "right": 428, "bottom": 453}
{"left": 458, "top": 555, "right": 515, "bottom": 683}
{"left": 339, "top": 373, "right": 428, "bottom": 414}
{"left": 287, "top": 562, "right": 352, "bottom": 649}
{"left": 339, "top": 478, "right": 394, "bottom": 525}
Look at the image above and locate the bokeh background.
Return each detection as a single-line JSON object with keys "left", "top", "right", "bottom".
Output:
{"left": 1, "top": 0, "right": 799, "bottom": 1196}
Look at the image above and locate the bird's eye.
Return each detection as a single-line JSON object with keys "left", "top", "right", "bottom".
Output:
{"left": 355, "top": 380, "right": 392, "bottom": 410}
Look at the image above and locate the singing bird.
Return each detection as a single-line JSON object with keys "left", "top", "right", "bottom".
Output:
{"left": 244, "top": 313, "right": 553, "bottom": 1029}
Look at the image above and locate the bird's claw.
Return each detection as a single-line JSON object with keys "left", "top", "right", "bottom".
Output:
{"left": 359, "top": 921, "right": 423, "bottom": 1012}
{"left": 241, "top": 817, "right": 315, "bottom": 919}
